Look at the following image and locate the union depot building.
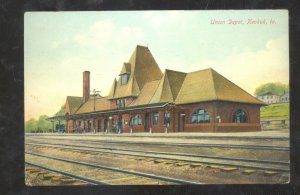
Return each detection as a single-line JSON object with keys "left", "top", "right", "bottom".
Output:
{"left": 64, "top": 45, "right": 265, "bottom": 133}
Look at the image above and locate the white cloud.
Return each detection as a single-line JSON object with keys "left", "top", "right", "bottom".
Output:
{"left": 72, "top": 20, "right": 145, "bottom": 48}
{"left": 73, "top": 33, "right": 89, "bottom": 45}
{"left": 143, "top": 11, "right": 181, "bottom": 31}
{"left": 196, "top": 35, "right": 289, "bottom": 95}
{"left": 50, "top": 41, "right": 60, "bottom": 49}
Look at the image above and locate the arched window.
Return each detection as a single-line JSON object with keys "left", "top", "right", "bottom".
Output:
{"left": 232, "top": 109, "right": 248, "bottom": 123}
{"left": 191, "top": 109, "right": 210, "bottom": 123}
{"left": 130, "top": 115, "right": 142, "bottom": 126}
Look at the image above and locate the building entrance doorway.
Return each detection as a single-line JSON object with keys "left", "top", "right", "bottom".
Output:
{"left": 178, "top": 112, "right": 185, "bottom": 132}
{"left": 145, "top": 113, "right": 150, "bottom": 132}
{"left": 104, "top": 118, "right": 108, "bottom": 131}
{"left": 117, "top": 116, "right": 123, "bottom": 133}
{"left": 97, "top": 119, "right": 101, "bottom": 132}
{"left": 88, "top": 120, "right": 93, "bottom": 131}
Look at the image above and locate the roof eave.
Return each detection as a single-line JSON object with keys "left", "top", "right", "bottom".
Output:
{"left": 68, "top": 102, "right": 172, "bottom": 117}
{"left": 175, "top": 99, "right": 266, "bottom": 106}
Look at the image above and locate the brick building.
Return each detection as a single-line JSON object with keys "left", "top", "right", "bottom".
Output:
{"left": 65, "top": 45, "right": 265, "bottom": 133}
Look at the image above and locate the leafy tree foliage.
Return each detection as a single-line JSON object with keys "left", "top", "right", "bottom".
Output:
{"left": 55, "top": 104, "right": 66, "bottom": 116}
{"left": 25, "top": 103, "right": 66, "bottom": 132}
{"left": 25, "top": 118, "right": 37, "bottom": 132}
{"left": 254, "top": 82, "right": 289, "bottom": 96}
{"left": 25, "top": 115, "right": 52, "bottom": 132}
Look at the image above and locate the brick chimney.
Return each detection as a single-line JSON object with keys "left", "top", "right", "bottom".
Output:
{"left": 83, "top": 71, "right": 90, "bottom": 103}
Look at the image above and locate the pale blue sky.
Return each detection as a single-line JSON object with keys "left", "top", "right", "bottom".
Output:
{"left": 25, "top": 10, "right": 288, "bottom": 120}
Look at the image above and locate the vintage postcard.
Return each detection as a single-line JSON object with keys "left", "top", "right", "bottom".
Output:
{"left": 24, "top": 10, "right": 289, "bottom": 185}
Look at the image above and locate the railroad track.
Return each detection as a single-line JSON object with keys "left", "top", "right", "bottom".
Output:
{"left": 25, "top": 133, "right": 289, "bottom": 140}
{"left": 26, "top": 162, "right": 107, "bottom": 185}
{"left": 26, "top": 142, "right": 290, "bottom": 173}
{"left": 26, "top": 137, "right": 289, "bottom": 151}
{"left": 25, "top": 152, "right": 203, "bottom": 185}
{"left": 26, "top": 142, "right": 289, "bottom": 165}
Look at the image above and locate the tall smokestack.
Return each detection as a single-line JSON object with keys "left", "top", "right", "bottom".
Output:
{"left": 83, "top": 71, "right": 90, "bottom": 103}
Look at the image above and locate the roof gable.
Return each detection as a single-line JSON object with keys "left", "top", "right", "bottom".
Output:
{"left": 108, "top": 78, "right": 117, "bottom": 98}
{"left": 119, "top": 63, "right": 131, "bottom": 75}
{"left": 75, "top": 97, "right": 111, "bottom": 114}
{"left": 108, "top": 45, "right": 163, "bottom": 99}
{"left": 65, "top": 96, "right": 83, "bottom": 114}
{"left": 175, "top": 69, "right": 216, "bottom": 104}
{"left": 129, "top": 80, "right": 160, "bottom": 106}
{"left": 211, "top": 69, "right": 263, "bottom": 104}
{"left": 149, "top": 69, "right": 186, "bottom": 103}
{"left": 175, "top": 68, "right": 263, "bottom": 105}
{"left": 165, "top": 69, "right": 187, "bottom": 100}
{"left": 133, "top": 45, "right": 163, "bottom": 89}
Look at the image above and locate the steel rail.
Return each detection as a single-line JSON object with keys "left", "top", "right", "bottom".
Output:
{"left": 26, "top": 142, "right": 289, "bottom": 165}
{"left": 26, "top": 152, "right": 203, "bottom": 185}
{"left": 26, "top": 144, "right": 290, "bottom": 173}
{"left": 25, "top": 162, "right": 108, "bottom": 185}
{"left": 26, "top": 137, "right": 289, "bottom": 151}
{"left": 25, "top": 133, "right": 289, "bottom": 140}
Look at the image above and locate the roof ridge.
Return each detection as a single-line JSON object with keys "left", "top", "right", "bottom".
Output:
{"left": 67, "top": 96, "right": 82, "bottom": 98}
{"left": 165, "top": 68, "right": 187, "bottom": 74}
{"left": 149, "top": 74, "right": 164, "bottom": 103}
{"left": 132, "top": 79, "right": 161, "bottom": 106}
{"left": 187, "top": 67, "right": 213, "bottom": 74}
{"left": 73, "top": 103, "right": 84, "bottom": 114}
{"left": 164, "top": 70, "right": 174, "bottom": 101}
{"left": 165, "top": 69, "right": 187, "bottom": 100}
{"left": 136, "top": 44, "right": 148, "bottom": 48}
{"left": 211, "top": 69, "right": 264, "bottom": 104}
{"left": 158, "top": 73, "right": 166, "bottom": 101}
{"left": 174, "top": 73, "right": 186, "bottom": 103}
{"left": 210, "top": 69, "right": 218, "bottom": 100}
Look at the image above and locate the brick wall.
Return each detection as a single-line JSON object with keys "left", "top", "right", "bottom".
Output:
{"left": 110, "top": 97, "right": 135, "bottom": 109}
{"left": 174, "top": 101, "right": 261, "bottom": 132}
{"left": 214, "top": 101, "right": 260, "bottom": 123}
{"left": 66, "top": 100, "right": 261, "bottom": 133}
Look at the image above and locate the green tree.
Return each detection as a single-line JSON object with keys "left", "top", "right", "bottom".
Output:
{"left": 55, "top": 104, "right": 66, "bottom": 116}
{"left": 25, "top": 103, "right": 66, "bottom": 133}
{"left": 25, "top": 118, "right": 37, "bottom": 132}
{"left": 54, "top": 103, "right": 66, "bottom": 128}
{"left": 254, "top": 82, "right": 289, "bottom": 96}
{"left": 36, "top": 115, "right": 52, "bottom": 132}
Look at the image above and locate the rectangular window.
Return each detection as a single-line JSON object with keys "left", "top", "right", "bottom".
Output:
{"left": 153, "top": 112, "right": 159, "bottom": 125}
{"left": 131, "top": 115, "right": 142, "bottom": 125}
{"left": 164, "top": 111, "right": 170, "bottom": 125}
{"left": 121, "top": 74, "right": 128, "bottom": 85}
{"left": 116, "top": 99, "right": 126, "bottom": 108}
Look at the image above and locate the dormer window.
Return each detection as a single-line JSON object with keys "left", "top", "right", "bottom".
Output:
{"left": 121, "top": 74, "right": 129, "bottom": 85}
{"left": 116, "top": 98, "right": 126, "bottom": 108}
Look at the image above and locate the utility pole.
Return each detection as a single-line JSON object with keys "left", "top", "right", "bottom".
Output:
{"left": 92, "top": 89, "right": 101, "bottom": 112}
{"left": 92, "top": 89, "right": 100, "bottom": 133}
